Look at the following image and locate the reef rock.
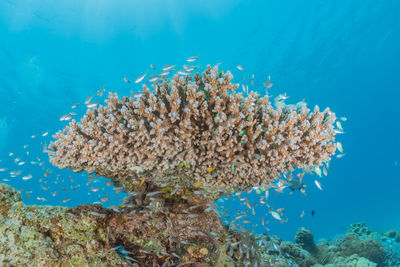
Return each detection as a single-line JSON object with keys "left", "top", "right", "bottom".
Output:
{"left": 0, "top": 183, "right": 231, "bottom": 266}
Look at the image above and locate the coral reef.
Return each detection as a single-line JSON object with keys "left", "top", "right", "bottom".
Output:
{"left": 48, "top": 65, "right": 337, "bottom": 194}
{"left": 295, "top": 227, "right": 319, "bottom": 256}
{"left": 279, "top": 224, "right": 391, "bottom": 267}
{"left": 2, "top": 182, "right": 400, "bottom": 266}
{"left": 0, "top": 183, "right": 230, "bottom": 266}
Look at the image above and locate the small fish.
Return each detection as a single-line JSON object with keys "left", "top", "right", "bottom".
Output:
{"left": 265, "top": 190, "right": 269, "bottom": 200}
{"left": 264, "top": 80, "right": 273, "bottom": 89}
{"left": 300, "top": 210, "right": 305, "bottom": 218}
{"left": 186, "top": 56, "right": 199, "bottom": 62}
{"left": 135, "top": 71, "right": 148, "bottom": 83}
{"left": 91, "top": 211, "right": 101, "bottom": 216}
{"left": 139, "top": 177, "right": 146, "bottom": 187}
{"left": 171, "top": 187, "right": 179, "bottom": 195}
{"left": 177, "top": 70, "right": 192, "bottom": 76}
{"left": 339, "top": 116, "right": 347, "bottom": 122}
{"left": 334, "top": 129, "right": 345, "bottom": 134}
{"left": 194, "top": 182, "right": 203, "bottom": 188}
{"left": 0, "top": 168, "right": 8, "bottom": 171}
{"left": 264, "top": 75, "right": 273, "bottom": 88}
{"left": 237, "top": 65, "right": 244, "bottom": 71}
{"left": 9, "top": 152, "right": 13, "bottom": 156}
{"left": 62, "top": 198, "right": 71, "bottom": 203}
{"left": 90, "top": 187, "right": 100, "bottom": 192}
{"left": 85, "top": 95, "right": 94, "bottom": 105}
{"left": 162, "top": 64, "right": 175, "bottom": 71}
{"left": 71, "top": 103, "right": 79, "bottom": 109}
{"left": 314, "top": 166, "right": 322, "bottom": 177}
{"left": 314, "top": 180, "right": 323, "bottom": 191}
{"left": 100, "top": 194, "right": 109, "bottom": 202}
{"left": 42, "top": 132, "right": 48, "bottom": 137}
{"left": 148, "top": 75, "right": 160, "bottom": 82}
{"left": 337, "top": 153, "right": 346, "bottom": 158}
{"left": 150, "top": 64, "right": 156, "bottom": 69}
{"left": 123, "top": 77, "right": 131, "bottom": 83}
{"left": 323, "top": 166, "right": 328, "bottom": 176}
{"left": 183, "top": 65, "right": 198, "bottom": 71}
{"left": 37, "top": 197, "right": 47, "bottom": 202}
{"left": 275, "top": 93, "right": 289, "bottom": 102}
{"left": 132, "top": 92, "right": 144, "bottom": 99}
{"left": 311, "top": 210, "right": 316, "bottom": 216}
{"left": 60, "top": 113, "right": 74, "bottom": 121}
{"left": 336, "top": 142, "right": 343, "bottom": 153}
{"left": 147, "top": 191, "right": 161, "bottom": 197}
{"left": 245, "top": 200, "right": 251, "bottom": 210}
{"left": 271, "top": 211, "right": 281, "bottom": 221}
{"left": 336, "top": 121, "right": 343, "bottom": 130}
{"left": 86, "top": 102, "right": 99, "bottom": 109}
{"left": 22, "top": 174, "right": 33, "bottom": 180}
{"left": 206, "top": 167, "right": 215, "bottom": 173}
{"left": 97, "top": 86, "right": 105, "bottom": 96}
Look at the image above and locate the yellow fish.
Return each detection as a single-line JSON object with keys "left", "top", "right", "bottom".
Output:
{"left": 206, "top": 167, "right": 215, "bottom": 173}
{"left": 139, "top": 178, "right": 146, "bottom": 187}
{"left": 194, "top": 182, "right": 203, "bottom": 188}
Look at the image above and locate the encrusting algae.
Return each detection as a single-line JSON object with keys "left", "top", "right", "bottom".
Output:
{"left": 48, "top": 64, "right": 337, "bottom": 195}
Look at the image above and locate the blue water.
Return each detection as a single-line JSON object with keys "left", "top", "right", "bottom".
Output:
{"left": 0, "top": 0, "right": 399, "bottom": 242}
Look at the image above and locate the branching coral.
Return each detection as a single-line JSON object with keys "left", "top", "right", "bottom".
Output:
{"left": 48, "top": 65, "right": 337, "bottom": 192}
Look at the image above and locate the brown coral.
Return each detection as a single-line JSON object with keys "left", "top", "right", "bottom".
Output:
{"left": 48, "top": 65, "right": 337, "bottom": 192}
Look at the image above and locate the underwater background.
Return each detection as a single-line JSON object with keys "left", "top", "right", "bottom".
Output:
{"left": 0, "top": 0, "right": 399, "bottom": 246}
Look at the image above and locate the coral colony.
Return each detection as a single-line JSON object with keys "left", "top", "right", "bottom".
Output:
{"left": 48, "top": 64, "right": 337, "bottom": 196}
{"left": 2, "top": 64, "right": 367, "bottom": 266}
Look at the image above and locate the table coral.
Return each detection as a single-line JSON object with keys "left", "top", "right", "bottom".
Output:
{"left": 48, "top": 65, "right": 337, "bottom": 193}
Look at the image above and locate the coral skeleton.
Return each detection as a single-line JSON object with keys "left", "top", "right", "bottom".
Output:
{"left": 48, "top": 65, "right": 337, "bottom": 192}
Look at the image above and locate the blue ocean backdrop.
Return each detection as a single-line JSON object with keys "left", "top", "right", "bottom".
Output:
{"left": 0, "top": 0, "right": 399, "bottom": 243}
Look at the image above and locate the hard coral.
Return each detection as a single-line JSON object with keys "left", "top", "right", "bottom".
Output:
{"left": 48, "top": 65, "right": 337, "bottom": 192}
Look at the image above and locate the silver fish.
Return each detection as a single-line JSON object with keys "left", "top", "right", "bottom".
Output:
{"left": 132, "top": 92, "right": 144, "bottom": 99}
{"left": 183, "top": 65, "right": 198, "bottom": 71}
{"left": 135, "top": 71, "right": 148, "bottom": 83}
{"left": 314, "top": 180, "right": 323, "bottom": 191}
{"left": 177, "top": 70, "right": 192, "bottom": 76}
{"left": 22, "top": 174, "right": 32, "bottom": 180}
{"left": 237, "top": 65, "right": 244, "bottom": 71}
{"left": 162, "top": 64, "right": 175, "bottom": 71}
{"left": 186, "top": 56, "right": 199, "bottom": 62}
{"left": 86, "top": 102, "right": 99, "bottom": 109}
{"left": 85, "top": 95, "right": 94, "bottom": 105}
{"left": 160, "top": 69, "right": 173, "bottom": 76}
{"left": 148, "top": 75, "right": 160, "bottom": 82}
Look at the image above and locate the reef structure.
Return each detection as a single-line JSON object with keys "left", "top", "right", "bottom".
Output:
{"left": 40, "top": 65, "right": 340, "bottom": 266}
{"left": 48, "top": 65, "right": 337, "bottom": 195}
{"left": 2, "top": 183, "right": 397, "bottom": 267}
